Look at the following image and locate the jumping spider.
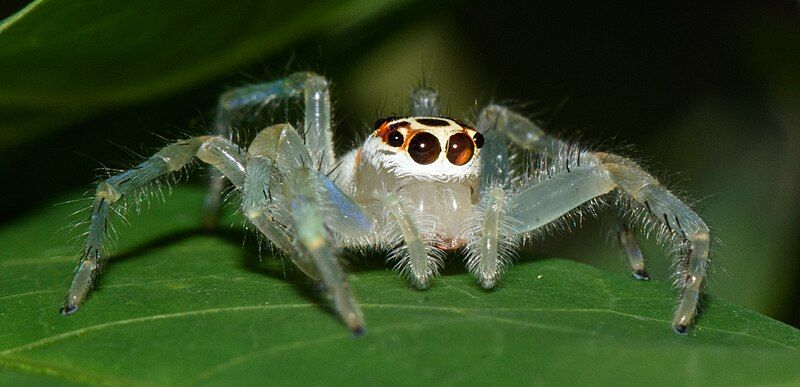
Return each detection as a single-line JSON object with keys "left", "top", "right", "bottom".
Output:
{"left": 61, "top": 72, "right": 710, "bottom": 335}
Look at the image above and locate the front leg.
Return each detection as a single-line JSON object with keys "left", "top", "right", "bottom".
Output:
{"left": 505, "top": 147, "right": 709, "bottom": 334}
{"left": 244, "top": 123, "right": 373, "bottom": 333}
{"left": 283, "top": 168, "right": 365, "bottom": 334}
{"left": 481, "top": 104, "right": 710, "bottom": 334}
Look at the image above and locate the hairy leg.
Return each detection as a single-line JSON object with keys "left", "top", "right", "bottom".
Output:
{"left": 462, "top": 109, "right": 520, "bottom": 288}
{"left": 599, "top": 153, "right": 709, "bottom": 334}
{"left": 204, "top": 72, "right": 335, "bottom": 228}
{"left": 283, "top": 167, "right": 365, "bottom": 334}
{"left": 63, "top": 136, "right": 244, "bottom": 314}
{"left": 478, "top": 105, "right": 655, "bottom": 282}
{"left": 476, "top": 104, "right": 514, "bottom": 188}
{"left": 245, "top": 123, "right": 372, "bottom": 332}
{"left": 487, "top": 104, "right": 710, "bottom": 333}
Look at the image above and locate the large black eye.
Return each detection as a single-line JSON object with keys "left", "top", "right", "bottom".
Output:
{"left": 446, "top": 133, "right": 475, "bottom": 166}
{"left": 408, "top": 132, "right": 441, "bottom": 165}
{"left": 387, "top": 130, "right": 404, "bottom": 147}
{"left": 473, "top": 132, "right": 484, "bottom": 149}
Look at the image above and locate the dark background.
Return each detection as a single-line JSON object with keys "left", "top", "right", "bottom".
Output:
{"left": 1, "top": 1, "right": 798, "bottom": 327}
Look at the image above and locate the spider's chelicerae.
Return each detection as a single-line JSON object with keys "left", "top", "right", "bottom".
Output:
{"left": 62, "top": 72, "right": 710, "bottom": 335}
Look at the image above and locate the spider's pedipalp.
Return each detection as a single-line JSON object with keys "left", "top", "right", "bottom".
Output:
{"left": 383, "top": 192, "right": 443, "bottom": 288}
{"left": 465, "top": 185, "right": 520, "bottom": 289}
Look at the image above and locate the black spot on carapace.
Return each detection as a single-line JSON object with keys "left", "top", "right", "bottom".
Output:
{"left": 415, "top": 118, "right": 451, "bottom": 127}
{"left": 374, "top": 116, "right": 398, "bottom": 130}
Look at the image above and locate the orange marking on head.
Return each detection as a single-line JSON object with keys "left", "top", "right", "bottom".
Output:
{"left": 376, "top": 120, "right": 414, "bottom": 146}
{"left": 374, "top": 122, "right": 392, "bottom": 140}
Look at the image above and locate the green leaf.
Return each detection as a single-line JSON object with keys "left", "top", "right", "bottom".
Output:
{"left": 0, "top": 0, "right": 408, "bottom": 148}
{"left": 1, "top": 187, "right": 799, "bottom": 385}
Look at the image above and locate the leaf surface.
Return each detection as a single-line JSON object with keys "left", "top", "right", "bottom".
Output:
{"left": 1, "top": 187, "right": 799, "bottom": 385}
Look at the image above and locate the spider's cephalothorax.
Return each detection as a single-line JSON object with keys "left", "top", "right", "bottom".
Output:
{"left": 61, "top": 72, "right": 711, "bottom": 336}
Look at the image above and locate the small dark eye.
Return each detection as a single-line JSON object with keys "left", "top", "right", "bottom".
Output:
{"left": 473, "top": 132, "right": 484, "bottom": 149}
{"left": 408, "top": 132, "right": 441, "bottom": 165}
{"left": 387, "top": 130, "right": 404, "bottom": 147}
{"left": 446, "top": 133, "right": 475, "bottom": 166}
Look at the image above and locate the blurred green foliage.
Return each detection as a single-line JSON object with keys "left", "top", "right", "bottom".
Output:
{"left": 0, "top": 0, "right": 799, "bottom": 384}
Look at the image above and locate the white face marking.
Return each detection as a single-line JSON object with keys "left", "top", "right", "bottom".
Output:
{"left": 361, "top": 117, "right": 484, "bottom": 183}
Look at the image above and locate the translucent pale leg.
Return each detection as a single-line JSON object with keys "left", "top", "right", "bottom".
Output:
{"left": 204, "top": 72, "right": 334, "bottom": 228}
{"left": 477, "top": 104, "right": 565, "bottom": 155}
{"left": 243, "top": 123, "right": 370, "bottom": 332}
{"left": 242, "top": 124, "right": 318, "bottom": 280}
{"left": 491, "top": 103, "right": 710, "bottom": 333}
{"left": 476, "top": 105, "right": 512, "bottom": 188}
{"left": 615, "top": 222, "right": 650, "bottom": 280}
{"left": 62, "top": 136, "right": 244, "bottom": 314}
{"left": 480, "top": 105, "right": 654, "bottom": 283}
{"left": 410, "top": 87, "right": 439, "bottom": 116}
{"left": 241, "top": 155, "right": 321, "bottom": 280}
{"left": 383, "top": 193, "right": 434, "bottom": 288}
{"left": 509, "top": 162, "right": 617, "bottom": 231}
{"left": 600, "top": 153, "right": 710, "bottom": 334}
{"left": 246, "top": 123, "right": 373, "bottom": 240}
{"left": 283, "top": 168, "right": 365, "bottom": 334}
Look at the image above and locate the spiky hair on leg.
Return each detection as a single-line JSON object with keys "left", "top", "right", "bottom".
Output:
{"left": 377, "top": 187, "right": 445, "bottom": 288}
{"left": 613, "top": 189, "right": 715, "bottom": 289}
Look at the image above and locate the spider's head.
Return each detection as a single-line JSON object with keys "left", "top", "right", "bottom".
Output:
{"left": 362, "top": 116, "right": 483, "bottom": 183}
